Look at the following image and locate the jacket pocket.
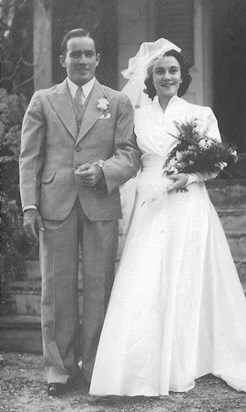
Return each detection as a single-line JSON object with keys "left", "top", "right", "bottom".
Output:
{"left": 41, "top": 170, "right": 56, "bottom": 184}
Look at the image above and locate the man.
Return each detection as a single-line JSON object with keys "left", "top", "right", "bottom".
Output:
{"left": 19, "top": 28, "right": 140, "bottom": 397}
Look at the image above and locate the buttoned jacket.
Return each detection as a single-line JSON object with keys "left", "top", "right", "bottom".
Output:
{"left": 19, "top": 79, "right": 140, "bottom": 221}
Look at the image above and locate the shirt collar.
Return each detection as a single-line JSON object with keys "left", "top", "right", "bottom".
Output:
{"left": 66, "top": 77, "right": 96, "bottom": 98}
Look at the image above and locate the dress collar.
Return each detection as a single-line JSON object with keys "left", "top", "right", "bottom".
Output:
{"left": 152, "top": 95, "right": 181, "bottom": 113}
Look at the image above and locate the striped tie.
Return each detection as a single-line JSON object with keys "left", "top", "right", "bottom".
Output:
{"left": 73, "top": 86, "right": 84, "bottom": 113}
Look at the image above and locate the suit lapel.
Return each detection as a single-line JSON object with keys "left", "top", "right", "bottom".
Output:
{"left": 76, "top": 80, "right": 113, "bottom": 145}
{"left": 47, "top": 80, "right": 77, "bottom": 140}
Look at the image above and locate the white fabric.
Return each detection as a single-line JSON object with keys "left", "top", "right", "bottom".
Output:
{"left": 186, "top": 171, "right": 217, "bottom": 185}
{"left": 119, "top": 96, "right": 221, "bottom": 236}
{"left": 121, "top": 39, "right": 181, "bottom": 110}
{"left": 23, "top": 205, "right": 37, "bottom": 212}
{"left": 90, "top": 96, "right": 246, "bottom": 396}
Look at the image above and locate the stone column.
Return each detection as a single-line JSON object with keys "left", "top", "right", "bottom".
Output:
{"left": 33, "top": 0, "right": 52, "bottom": 90}
{"left": 117, "top": 0, "right": 155, "bottom": 90}
{"left": 186, "top": 0, "right": 213, "bottom": 106}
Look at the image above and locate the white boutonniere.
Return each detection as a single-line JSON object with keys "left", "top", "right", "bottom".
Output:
{"left": 97, "top": 97, "right": 109, "bottom": 111}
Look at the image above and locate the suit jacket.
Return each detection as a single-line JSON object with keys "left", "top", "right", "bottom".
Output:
{"left": 19, "top": 79, "right": 140, "bottom": 221}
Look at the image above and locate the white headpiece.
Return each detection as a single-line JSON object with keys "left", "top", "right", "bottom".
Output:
{"left": 121, "top": 38, "right": 181, "bottom": 109}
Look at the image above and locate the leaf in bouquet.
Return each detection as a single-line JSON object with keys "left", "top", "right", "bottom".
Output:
{"left": 173, "top": 120, "right": 200, "bottom": 144}
{"left": 181, "top": 140, "right": 236, "bottom": 174}
{"left": 164, "top": 118, "right": 237, "bottom": 176}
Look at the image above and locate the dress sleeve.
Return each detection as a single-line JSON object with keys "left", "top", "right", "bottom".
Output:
{"left": 202, "top": 107, "right": 221, "bottom": 142}
{"left": 186, "top": 171, "right": 217, "bottom": 185}
{"left": 186, "top": 107, "right": 221, "bottom": 185}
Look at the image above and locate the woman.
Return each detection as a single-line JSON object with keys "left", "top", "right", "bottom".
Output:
{"left": 89, "top": 39, "right": 246, "bottom": 396}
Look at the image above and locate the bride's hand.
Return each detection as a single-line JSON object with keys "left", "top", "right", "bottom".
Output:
{"left": 166, "top": 173, "right": 188, "bottom": 193}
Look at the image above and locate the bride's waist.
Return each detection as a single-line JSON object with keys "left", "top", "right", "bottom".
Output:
{"left": 140, "top": 154, "right": 164, "bottom": 171}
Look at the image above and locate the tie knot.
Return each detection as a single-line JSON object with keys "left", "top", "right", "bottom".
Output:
{"left": 75, "top": 86, "right": 84, "bottom": 99}
{"left": 76, "top": 86, "right": 82, "bottom": 94}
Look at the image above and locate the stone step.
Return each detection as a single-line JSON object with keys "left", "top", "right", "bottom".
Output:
{"left": 24, "top": 210, "right": 246, "bottom": 278}
{"left": 237, "top": 260, "right": 246, "bottom": 289}
{"left": 25, "top": 259, "right": 83, "bottom": 280}
{"left": 25, "top": 260, "right": 41, "bottom": 279}
{"left": 206, "top": 179, "right": 246, "bottom": 209}
{"left": 7, "top": 279, "right": 83, "bottom": 317}
{"left": 0, "top": 315, "right": 42, "bottom": 353}
{"left": 217, "top": 209, "right": 246, "bottom": 231}
{"left": 6, "top": 258, "right": 246, "bottom": 318}
{"left": 7, "top": 279, "right": 41, "bottom": 317}
{"left": 225, "top": 231, "right": 246, "bottom": 260}
{"left": 1, "top": 263, "right": 246, "bottom": 354}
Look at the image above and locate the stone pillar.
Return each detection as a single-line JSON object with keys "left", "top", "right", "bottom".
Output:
{"left": 201, "top": 0, "right": 213, "bottom": 107}
{"left": 117, "top": 0, "right": 155, "bottom": 90}
{"left": 186, "top": 0, "right": 213, "bottom": 106}
{"left": 33, "top": 0, "right": 52, "bottom": 90}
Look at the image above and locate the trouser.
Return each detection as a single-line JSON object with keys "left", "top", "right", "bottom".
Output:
{"left": 39, "top": 199, "right": 118, "bottom": 384}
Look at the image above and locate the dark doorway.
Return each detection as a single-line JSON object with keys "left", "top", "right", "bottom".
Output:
{"left": 51, "top": 0, "right": 118, "bottom": 89}
{"left": 213, "top": 0, "right": 246, "bottom": 152}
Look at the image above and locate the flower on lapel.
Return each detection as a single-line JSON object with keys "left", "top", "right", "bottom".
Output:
{"left": 97, "top": 97, "right": 109, "bottom": 111}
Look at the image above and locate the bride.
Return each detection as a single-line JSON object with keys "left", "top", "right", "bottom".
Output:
{"left": 89, "top": 39, "right": 246, "bottom": 396}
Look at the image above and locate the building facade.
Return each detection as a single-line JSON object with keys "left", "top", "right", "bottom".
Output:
{"left": 33, "top": 0, "right": 246, "bottom": 150}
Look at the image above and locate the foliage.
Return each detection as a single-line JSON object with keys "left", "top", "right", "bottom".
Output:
{"left": 0, "top": 193, "right": 26, "bottom": 307}
{"left": 0, "top": 87, "right": 27, "bottom": 201}
{"left": 0, "top": 0, "right": 35, "bottom": 308}
{"left": 0, "top": 88, "right": 36, "bottom": 307}
{"left": 1, "top": 0, "right": 34, "bottom": 98}
{"left": 163, "top": 119, "right": 238, "bottom": 177}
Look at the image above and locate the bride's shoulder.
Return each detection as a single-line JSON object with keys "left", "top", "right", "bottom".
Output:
{"left": 135, "top": 102, "right": 154, "bottom": 118}
{"left": 182, "top": 99, "right": 214, "bottom": 117}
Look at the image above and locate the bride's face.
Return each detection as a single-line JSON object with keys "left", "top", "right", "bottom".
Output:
{"left": 152, "top": 56, "right": 182, "bottom": 99}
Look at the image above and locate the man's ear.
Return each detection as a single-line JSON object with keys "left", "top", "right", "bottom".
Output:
{"left": 96, "top": 53, "right": 100, "bottom": 67}
{"left": 59, "top": 55, "right": 66, "bottom": 68}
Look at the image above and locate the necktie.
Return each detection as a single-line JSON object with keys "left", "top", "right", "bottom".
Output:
{"left": 73, "top": 86, "right": 84, "bottom": 113}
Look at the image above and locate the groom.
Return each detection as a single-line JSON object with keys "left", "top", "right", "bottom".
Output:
{"left": 19, "top": 28, "right": 140, "bottom": 396}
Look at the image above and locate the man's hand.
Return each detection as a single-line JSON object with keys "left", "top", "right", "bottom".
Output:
{"left": 166, "top": 173, "right": 188, "bottom": 193}
{"left": 75, "top": 163, "right": 103, "bottom": 186}
{"left": 23, "top": 209, "right": 44, "bottom": 243}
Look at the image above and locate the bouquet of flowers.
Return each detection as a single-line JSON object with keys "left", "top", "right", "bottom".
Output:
{"left": 163, "top": 119, "right": 238, "bottom": 179}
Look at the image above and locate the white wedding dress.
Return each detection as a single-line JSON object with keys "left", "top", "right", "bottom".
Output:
{"left": 89, "top": 96, "right": 246, "bottom": 396}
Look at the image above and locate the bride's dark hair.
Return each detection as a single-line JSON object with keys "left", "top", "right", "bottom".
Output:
{"left": 144, "top": 50, "right": 192, "bottom": 100}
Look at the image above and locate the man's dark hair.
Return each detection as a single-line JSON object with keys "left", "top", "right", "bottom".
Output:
{"left": 60, "top": 28, "right": 97, "bottom": 56}
{"left": 144, "top": 49, "right": 192, "bottom": 99}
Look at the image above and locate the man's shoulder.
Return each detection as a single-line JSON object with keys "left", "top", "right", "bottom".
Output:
{"left": 33, "top": 81, "right": 65, "bottom": 98}
{"left": 100, "top": 84, "right": 129, "bottom": 102}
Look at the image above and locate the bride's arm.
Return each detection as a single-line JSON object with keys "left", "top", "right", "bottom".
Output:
{"left": 186, "top": 171, "right": 218, "bottom": 185}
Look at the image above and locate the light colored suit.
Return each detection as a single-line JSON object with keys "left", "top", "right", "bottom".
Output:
{"left": 19, "top": 79, "right": 140, "bottom": 383}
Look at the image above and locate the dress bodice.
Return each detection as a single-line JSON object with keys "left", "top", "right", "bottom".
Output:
{"left": 134, "top": 95, "right": 221, "bottom": 168}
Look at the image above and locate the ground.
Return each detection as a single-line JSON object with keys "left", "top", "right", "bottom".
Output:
{"left": 0, "top": 352, "right": 246, "bottom": 412}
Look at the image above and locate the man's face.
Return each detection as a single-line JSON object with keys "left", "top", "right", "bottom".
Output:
{"left": 60, "top": 36, "right": 100, "bottom": 86}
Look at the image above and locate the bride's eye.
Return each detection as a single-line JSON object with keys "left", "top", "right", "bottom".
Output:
{"left": 155, "top": 68, "right": 165, "bottom": 76}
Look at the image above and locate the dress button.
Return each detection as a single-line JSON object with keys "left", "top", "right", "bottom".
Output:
{"left": 75, "top": 146, "right": 82, "bottom": 152}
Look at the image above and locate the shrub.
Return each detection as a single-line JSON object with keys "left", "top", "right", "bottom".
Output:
{"left": 0, "top": 193, "right": 26, "bottom": 307}
{"left": 0, "top": 88, "right": 35, "bottom": 308}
